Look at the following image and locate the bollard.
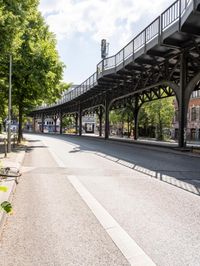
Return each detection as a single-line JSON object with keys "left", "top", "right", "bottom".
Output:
{"left": 13, "top": 135, "right": 16, "bottom": 148}
{"left": 15, "top": 134, "right": 18, "bottom": 146}
{"left": 4, "top": 138, "right": 7, "bottom": 158}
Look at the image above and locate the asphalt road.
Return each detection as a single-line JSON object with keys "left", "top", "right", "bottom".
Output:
{"left": 1, "top": 133, "right": 200, "bottom": 266}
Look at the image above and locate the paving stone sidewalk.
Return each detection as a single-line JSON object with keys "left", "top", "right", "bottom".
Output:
{"left": 0, "top": 141, "right": 26, "bottom": 235}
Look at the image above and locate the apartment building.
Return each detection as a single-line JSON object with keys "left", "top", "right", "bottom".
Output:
{"left": 172, "top": 90, "right": 200, "bottom": 141}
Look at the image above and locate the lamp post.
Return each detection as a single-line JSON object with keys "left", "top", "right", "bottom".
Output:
{"left": 7, "top": 54, "right": 12, "bottom": 153}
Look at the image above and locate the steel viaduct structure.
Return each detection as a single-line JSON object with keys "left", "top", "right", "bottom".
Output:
{"left": 31, "top": 0, "right": 200, "bottom": 148}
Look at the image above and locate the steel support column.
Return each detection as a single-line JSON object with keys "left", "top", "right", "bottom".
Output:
{"left": 79, "top": 105, "right": 82, "bottom": 136}
{"left": 60, "top": 112, "right": 63, "bottom": 134}
{"left": 33, "top": 117, "right": 36, "bottom": 133}
{"left": 75, "top": 113, "right": 78, "bottom": 135}
{"left": 41, "top": 113, "right": 44, "bottom": 133}
{"left": 99, "top": 106, "right": 103, "bottom": 137}
{"left": 105, "top": 97, "right": 110, "bottom": 139}
{"left": 178, "top": 52, "right": 188, "bottom": 148}
{"left": 134, "top": 96, "right": 139, "bottom": 140}
{"left": 54, "top": 116, "right": 57, "bottom": 133}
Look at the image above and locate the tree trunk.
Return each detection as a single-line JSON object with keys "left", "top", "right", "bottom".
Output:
{"left": 157, "top": 111, "right": 163, "bottom": 140}
{"left": 122, "top": 120, "right": 124, "bottom": 137}
{"left": 18, "top": 104, "right": 23, "bottom": 143}
{"left": 127, "top": 116, "right": 130, "bottom": 138}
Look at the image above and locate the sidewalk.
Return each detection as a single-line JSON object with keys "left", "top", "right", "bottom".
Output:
{"left": 66, "top": 133, "right": 200, "bottom": 158}
{"left": 0, "top": 142, "right": 26, "bottom": 235}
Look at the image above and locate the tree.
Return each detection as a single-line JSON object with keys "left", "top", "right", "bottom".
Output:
{"left": 11, "top": 6, "right": 65, "bottom": 142}
{"left": 62, "top": 116, "right": 73, "bottom": 129}
{"left": 139, "top": 97, "right": 175, "bottom": 140}
{"left": 0, "top": 1, "right": 39, "bottom": 62}
{"left": 109, "top": 105, "right": 134, "bottom": 137}
{"left": 0, "top": 1, "right": 67, "bottom": 142}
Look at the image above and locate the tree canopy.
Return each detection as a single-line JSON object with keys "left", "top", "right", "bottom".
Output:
{"left": 0, "top": 1, "right": 67, "bottom": 141}
{"left": 109, "top": 97, "right": 175, "bottom": 140}
{"left": 138, "top": 97, "right": 175, "bottom": 140}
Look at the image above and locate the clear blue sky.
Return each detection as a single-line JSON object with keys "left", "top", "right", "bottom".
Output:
{"left": 39, "top": 0, "right": 173, "bottom": 85}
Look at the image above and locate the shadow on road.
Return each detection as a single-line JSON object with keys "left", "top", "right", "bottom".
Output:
{"left": 27, "top": 134, "right": 200, "bottom": 196}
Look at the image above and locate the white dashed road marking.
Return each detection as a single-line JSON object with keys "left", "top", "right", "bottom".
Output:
{"left": 68, "top": 175, "right": 156, "bottom": 266}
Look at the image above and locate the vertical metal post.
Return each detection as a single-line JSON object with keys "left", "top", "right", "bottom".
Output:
{"left": 123, "top": 49, "right": 125, "bottom": 67}
{"left": 134, "top": 110, "right": 139, "bottom": 140}
{"left": 134, "top": 96, "right": 139, "bottom": 140}
{"left": 104, "top": 96, "right": 110, "bottom": 139}
{"left": 41, "top": 113, "right": 44, "bottom": 133}
{"left": 161, "top": 12, "right": 164, "bottom": 41}
{"left": 33, "top": 117, "right": 36, "bottom": 132}
{"left": 4, "top": 138, "right": 7, "bottom": 158}
{"left": 178, "top": 52, "right": 187, "bottom": 148}
{"left": 179, "top": 0, "right": 181, "bottom": 30}
{"left": 79, "top": 105, "right": 82, "bottom": 136}
{"left": 54, "top": 116, "right": 57, "bottom": 132}
{"left": 102, "top": 60, "right": 104, "bottom": 74}
{"left": 7, "top": 54, "right": 12, "bottom": 153}
{"left": 158, "top": 16, "right": 161, "bottom": 44}
{"left": 75, "top": 113, "right": 78, "bottom": 135}
{"left": 59, "top": 112, "right": 63, "bottom": 134}
{"left": 99, "top": 106, "right": 103, "bottom": 137}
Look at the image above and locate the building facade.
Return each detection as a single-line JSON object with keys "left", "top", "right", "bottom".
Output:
{"left": 172, "top": 90, "right": 200, "bottom": 141}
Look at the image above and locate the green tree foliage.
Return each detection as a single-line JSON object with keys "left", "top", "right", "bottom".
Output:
{"left": 13, "top": 10, "right": 64, "bottom": 141}
{"left": 0, "top": 200, "right": 12, "bottom": 213}
{"left": 109, "top": 97, "right": 175, "bottom": 140}
{"left": 0, "top": 160, "right": 12, "bottom": 213}
{"left": 0, "top": 1, "right": 39, "bottom": 65}
{"left": 139, "top": 97, "right": 175, "bottom": 140}
{"left": 0, "top": 1, "right": 66, "bottom": 142}
{"left": 62, "top": 116, "right": 73, "bottom": 129}
{"left": 109, "top": 109, "right": 122, "bottom": 125}
{"left": 110, "top": 106, "right": 134, "bottom": 137}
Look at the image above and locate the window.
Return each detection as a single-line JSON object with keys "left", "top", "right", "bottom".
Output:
{"left": 192, "top": 90, "right": 200, "bottom": 98}
{"left": 191, "top": 107, "right": 196, "bottom": 121}
{"left": 191, "top": 128, "right": 196, "bottom": 140}
{"left": 199, "top": 107, "right": 200, "bottom": 121}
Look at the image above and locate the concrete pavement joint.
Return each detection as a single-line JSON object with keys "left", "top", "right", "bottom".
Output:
{"left": 67, "top": 175, "right": 156, "bottom": 266}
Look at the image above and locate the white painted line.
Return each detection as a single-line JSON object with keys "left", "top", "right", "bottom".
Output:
{"left": 42, "top": 140, "right": 66, "bottom": 167}
{"left": 68, "top": 175, "right": 156, "bottom": 266}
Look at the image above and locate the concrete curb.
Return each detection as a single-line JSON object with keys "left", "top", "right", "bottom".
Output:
{"left": 60, "top": 133, "right": 200, "bottom": 159}
{"left": 25, "top": 132, "right": 200, "bottom": 158}
{"left": 0, "top": 148, "right": 26, "bottom": 237}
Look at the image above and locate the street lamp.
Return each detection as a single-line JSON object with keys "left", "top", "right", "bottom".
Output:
{"left": 7, "top": 54, "right": 12, "bottom": 153}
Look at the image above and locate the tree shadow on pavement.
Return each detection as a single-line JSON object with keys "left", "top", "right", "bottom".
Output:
{"left": 27, "top": 134, "right": 200, "bottom": 196}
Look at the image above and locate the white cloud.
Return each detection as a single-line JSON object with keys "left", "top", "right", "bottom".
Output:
{"left": 39, "top": 0, "right": 173, "bottom": 47}
{"left": 39, "top": 0, "right": 174, "bottom": 83}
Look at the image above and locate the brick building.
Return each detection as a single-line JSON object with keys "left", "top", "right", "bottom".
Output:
{"left": 172, "top": 90, "right": 200, "bottom": 141}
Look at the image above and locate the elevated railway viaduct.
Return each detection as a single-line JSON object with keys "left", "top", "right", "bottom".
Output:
{"left": 31, "top": 0, "right": 200, "bottom": 148}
